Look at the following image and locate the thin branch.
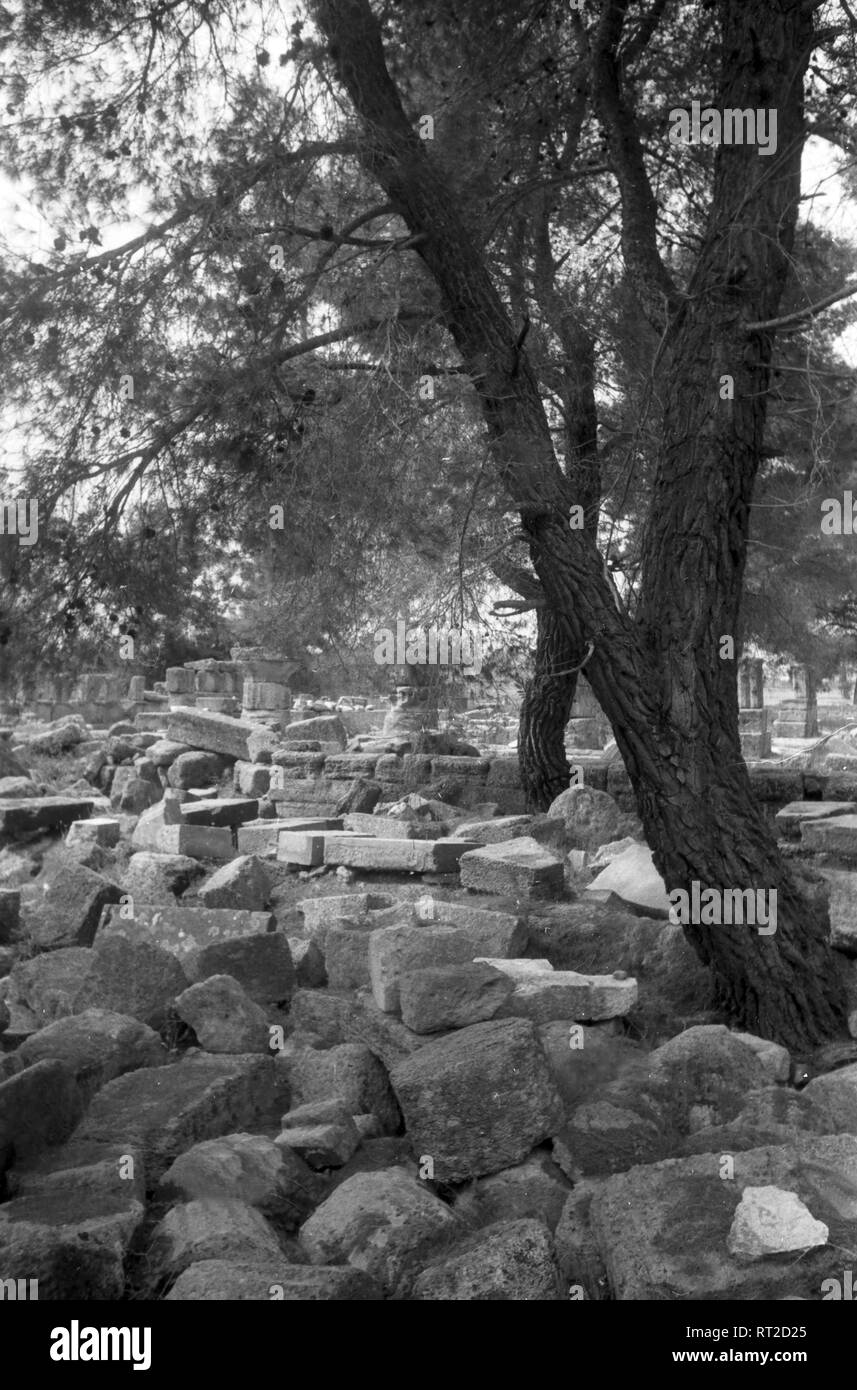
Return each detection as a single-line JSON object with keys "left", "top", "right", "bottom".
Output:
{"left": 745, "top": 281, "right": 857, "bottom": 333}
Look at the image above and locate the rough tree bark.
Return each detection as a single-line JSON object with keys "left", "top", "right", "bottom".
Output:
{"left": 310, "top": 0, "right": 848, "bottom": 1049}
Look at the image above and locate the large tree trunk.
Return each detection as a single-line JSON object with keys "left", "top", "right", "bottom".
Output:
{"left": 310, "top": 0, "right": 848, "bottom": 1049}
{"left": 518, "top": 608, "right": 576, "bottom": 811}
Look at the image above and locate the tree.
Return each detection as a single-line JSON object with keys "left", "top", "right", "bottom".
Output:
{"left": 306, "top": 0, "right": 857, "bottom": 1047}
{"left": 4, "top": 0, "right": 857, "bottom": 1045}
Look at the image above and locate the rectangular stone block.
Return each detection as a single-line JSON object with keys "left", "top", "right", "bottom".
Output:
{"left": 97, "top": 903, "right": 276, "bottom": 959}
{"left": 153, "top": 823, "right": 234, "bottom": 861}
{"left": 166, "top": 707, "right": 275, "bottom": 762}
{"left": 322, "top": 835, "right": 480, "bottom": 874}
{"left": 496, "top": 971, "right": 637, "bottom": 1023}
{"left": 459, "top": 838, "right": 564, "bottom": 899}
{"left": 369, "top": 918, "right": 526, "bottom": 1013}
{"left": 342, "top": 813, "right": 447, "bottom": 840}
{"left": 0, "top": 797, "right": 94, "bottom": 843}
{"left": 800, "top": 815, "right": 857, "bottom": 858}
{"left": 180, "top": 797, "right": 259, "bottom": 827}
{"left": 268, "top": 777, "right": 340, "bottom": 806}
{"left": 277, "top": 831, "right": 339, "bottom": 867}
{"left": 775, "top": 801, "right": 856, "bottom": 840}
{"left": 66, "top": 817, "right": 121, "bottom": 849}
{"left": 238, "top": 818, "right": 342, "bottom": 857}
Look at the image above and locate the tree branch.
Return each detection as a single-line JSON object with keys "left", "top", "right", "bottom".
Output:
{"left": 588, "top": 0, "right": 683, "bottom": 332}
{"left": 745, "top": 281, "right": 857, "bottom": 333}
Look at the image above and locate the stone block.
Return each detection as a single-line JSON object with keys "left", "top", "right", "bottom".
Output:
{"left": 390, "top": 1018, "right": 563, "bottom": 1182}
{"left": 459, "top": 837, "right": 564, "bottom": 899}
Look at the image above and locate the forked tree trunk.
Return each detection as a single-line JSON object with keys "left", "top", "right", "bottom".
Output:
{"left": 311, "top": 0, "right": 849, "bottom": 1050}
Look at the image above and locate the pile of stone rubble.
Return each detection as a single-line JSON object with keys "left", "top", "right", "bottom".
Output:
{"left": 1, "top": 704, "right": 857, "bottom": 1300}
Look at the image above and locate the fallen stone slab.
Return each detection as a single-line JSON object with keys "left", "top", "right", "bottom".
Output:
{"left": 398, "top": 962, "right": 513, "bottom": 1034}
{"left": 197, "top": 854, "right": 270, "bottom": 911}
{"left": 238, "top": 818, "right": 342, "bottom": 857}
{"left": 57, "top": 1054, "right": 278, "bottom": 1181}
{"left": 584, "top": 841, "right": 671, "bottom": 916}
{"left": 0, "top": 1057, "right": 83, "bottom": 1162}
{"left": 0, "top": 795, "right": 95, "bottom": 842}
{"left": 497, "top": 971, "right": 638, "bottom": 1024}
{"left": 24, "top": 856, "right": 123, "bottom": 951}
{"left": 157, "top": 1132, "right": 324, "bottom": 1227}
{"left": 370, "top": 918, "right": 525, "bottom": 1014}
{"left": 165, "top": 1259, "right": 381, "bottom": 1300}
{"left": 65, "top": 817, "right": 121, "bottom": 849}
{"left": 801, "top": 814, "right": 857, "bottom": 857}
{"left": 181, "top": 797, "right": 259, "bottom": 827}
{"left": 459, "top": 837, "right": 564, "bottom": 899}
{"left": 0, "top": 1161, "right": 145, "bottom": 1300}
{"left": 13, "top": 1009, "right": 167, "bottom": 1103}
{"left": 410, "top": 1217, "right": 563, "bottom": 1300}
{"left": 390, "top": 1018, "right": 564, "bottom": 1182}
{"left": 277, "top": 829, "right": 346, "bottom": 867}
{"left": 97, "top": 903, "right": 276, "bottom": 960}
{"left": 132, "top": 802, "right": 234, "bottom": 860}
{"left": 185, "top": 934, "right": 294, "bottom": 1006}
{"left": 167, "top": 707, "right": 276, "bottom": 762}
{"left": 775, "top": 801, "right": 857, "bottom": 839}
{"left": 414, "top": 897, "right": 526, "bottom": 950}
{"left": 559, "top": 1134, "right": 857, "bottom": 1299}
{"left": 175, "top": 975, "right": 271, "bottom": 1054}
{"left": 146, "top": 1198, "right": 287, "bottom": 1291}
{"left": 450, "top": 815, "right": 535, "bottom": 843}
{"left": 323, "top": 834, "right": 481, "bottom": 874}
{"left": 342, "top": 812, "right": 448, "bottom": 840}
{"left": 299, "top": 1167, "right": 458, "bottom": 1296}
{"left": 73, "top": 937, "right": 190, "bottom": 1030}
